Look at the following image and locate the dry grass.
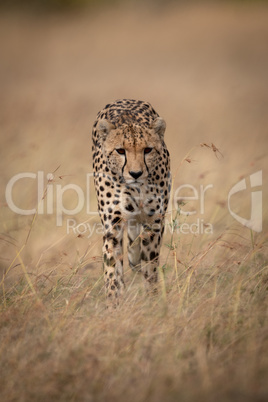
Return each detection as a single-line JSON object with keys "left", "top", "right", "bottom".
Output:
{"left": 0, "top": 2, "right": 268, "bottom": 401}
{"left": 1, "top": 224, "right": 267, "bottom": 401}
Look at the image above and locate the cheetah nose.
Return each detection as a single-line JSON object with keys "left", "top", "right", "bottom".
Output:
{"left": 129, "top": 171, "right": 143, "bottom": 180}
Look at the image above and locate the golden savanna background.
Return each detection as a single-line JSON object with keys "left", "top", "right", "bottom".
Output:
{"left": 0, "top": 1, "right": 268, "bottom": 401}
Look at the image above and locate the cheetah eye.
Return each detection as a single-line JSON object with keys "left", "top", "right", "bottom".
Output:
{"left": 144, "top": 147, "right": 153, "bottom": 154}
{"left": 116, "top": 148, "right": 125, "bottom": 155}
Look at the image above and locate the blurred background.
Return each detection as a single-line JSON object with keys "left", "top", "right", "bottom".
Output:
{"left": 0, "top": 0, "right": 267, "bottom": 278}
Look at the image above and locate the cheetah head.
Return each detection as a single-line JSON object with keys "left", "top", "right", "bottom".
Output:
{"left": 96, "top": 117, "right": 166, "bottom": 184}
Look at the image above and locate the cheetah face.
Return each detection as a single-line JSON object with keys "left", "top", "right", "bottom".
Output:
{"left": 96, "top": 118, "right": 166, "bottom": 184}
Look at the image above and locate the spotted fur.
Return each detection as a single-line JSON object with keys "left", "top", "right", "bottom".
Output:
{"left": 92, "top": 99, "right": 171, "bottom": 302}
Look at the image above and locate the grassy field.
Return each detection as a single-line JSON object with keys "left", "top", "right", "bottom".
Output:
{"left": 0, "top": 2, "right": 268, "bottom": 401}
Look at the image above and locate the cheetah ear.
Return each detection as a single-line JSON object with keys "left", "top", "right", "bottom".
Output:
{"left": 96, "top": 119, "right": 115, "bottom": 140}
{"left": 153, "top": 117, "right": 166, "bottom": 139}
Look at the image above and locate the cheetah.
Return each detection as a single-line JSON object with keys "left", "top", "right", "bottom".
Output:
{"left": 92, "top": 99, "right": 171, "bottom": 302}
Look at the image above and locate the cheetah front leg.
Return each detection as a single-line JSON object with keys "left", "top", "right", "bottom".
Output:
{"left": 103, "top": 224, "right": 125, "bottom": 303}
{"left": 127, "top": 218, "right": 141, "bottom": 272}
{"left": 140, "top": 221, "right": 165, "bottom": 293}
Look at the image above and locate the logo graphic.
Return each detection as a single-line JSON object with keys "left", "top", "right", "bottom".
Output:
{"left": 228, "top": 171, "right": 262, "bottom": 232}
